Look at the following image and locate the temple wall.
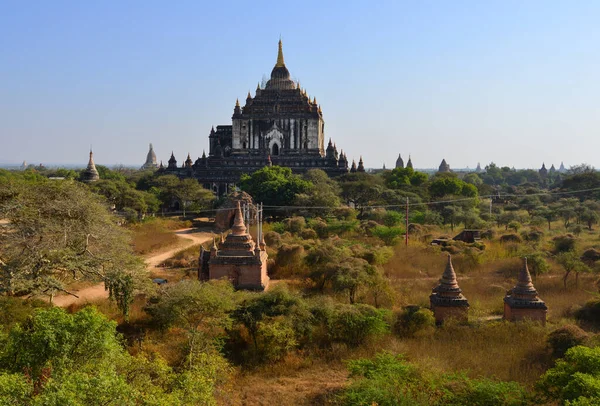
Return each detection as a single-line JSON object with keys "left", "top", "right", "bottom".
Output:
{"left": 209, "top": 260, "right": 269, "bottom": 291}
{"left": 431, "top": 305, "right": 468, "bottom": 324}
{"left": 503, "top": 303, "right": 546, "bottom": 325}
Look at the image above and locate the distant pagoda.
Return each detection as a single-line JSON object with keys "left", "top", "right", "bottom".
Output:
{"left": 430, "top": 254, "right": 469, "bottom": 324}
{"left": 503, "top": 258, "right": 547, "bottom": 325}
{"left": 81, "top": 150, "right": 100, "bottom": 182}
{"left": 141, "top": 143, "right": 158, "bottom": 170}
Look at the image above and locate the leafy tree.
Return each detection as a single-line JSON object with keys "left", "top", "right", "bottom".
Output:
{"left": 372, "top": 225, "right": 405, "bottom": 246}
{"left": 537, "top": 346, "right": 600, "bottom": 405}
{"left": 332, "top": 257, "right": 378, "bottom": 304}
{"left": 337, "top": 173, "right": 384, "bottom": 216}
{"left": 557, "top": 251, "right": 591, "bottom": 289}
{"left": 0, "top": 179, "right": 144, "bottom": 314}
{"left": 175, "top": 178, "right": 215, "bottom": 216}
{"left": 145, "top": 280, "right": 235, "bottom": 366}
{"left": 239, "top": 166, "right": 311, "bottom": 208}
{"left": 294, "top": 169, "right": 341, "bottom": 211}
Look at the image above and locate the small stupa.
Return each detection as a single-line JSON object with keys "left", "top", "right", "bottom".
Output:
{"left": 81, "top": 149, "right": 100, "bottom": 182}
{"left": 208, "top": 201, "right": 269, "bottom": 290}
{"left": 430, "top": 254, "right": 469, "bottom": 324}
{"left": 503, "top": 258, "right": 547, "bottom": 325}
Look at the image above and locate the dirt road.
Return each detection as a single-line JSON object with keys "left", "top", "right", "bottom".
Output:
{"left": 52, "top": 228, "right": 213, "bottom": 307}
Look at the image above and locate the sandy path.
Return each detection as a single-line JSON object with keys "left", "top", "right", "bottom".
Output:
{"left": 52, "top": 228, "right": 213, "bottom": 307}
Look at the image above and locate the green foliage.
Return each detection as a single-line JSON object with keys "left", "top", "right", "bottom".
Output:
{"left": 547, "top": 326, "right": 589, "bottom": 358}
{"left": 339, "top": 352, "right": 528, "bottom": 406}
{"left": 371, "top": 225, "right": 405, "bottom": 246}
{"left": 384, "top": 167, "right": 429, "bottom": 189}
{"left": 537, "top": 346, "right": 600, "bottom": 404}
{"left": 328, "top": 304, "right": 391, "bottom": 346}
{"left": 239, "top": 166, "right": 311, "bottom": 207}
{"left": 0, "top": 179, "right": 144, "bottom": 313}
{"left": 394, "top": 307, "right": 435, "bottom": 338}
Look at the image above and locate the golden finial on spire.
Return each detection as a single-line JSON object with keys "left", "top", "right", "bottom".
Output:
{"left": 276, "top": 38, "right": 285, "bottom": 67}
{"left": 235, "top": 98, "right": 240, "bottom": 107}
{"left": 247, "top": 91, "right": 251, "bottom": 99}
{"left": 257, "top": 82, "right": 260, "bottom": 91}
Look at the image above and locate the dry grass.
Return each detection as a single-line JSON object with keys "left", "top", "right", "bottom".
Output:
{"left": 225, "top": 355, "right": 348, "bottom": 406}
{"left": 130, "top": 218, "right": 190, "bottom": 254}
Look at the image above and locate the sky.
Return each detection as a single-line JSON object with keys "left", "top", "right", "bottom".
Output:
{"left": 1, "top": 0, "right": 599, "bottom": 169}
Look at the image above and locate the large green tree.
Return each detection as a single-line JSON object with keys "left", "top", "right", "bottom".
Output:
{"left": 0, "top": 178, "right": 144, "bottom": 313}
{"left": 239, "top": 165, "right": 311, "bottom": 208}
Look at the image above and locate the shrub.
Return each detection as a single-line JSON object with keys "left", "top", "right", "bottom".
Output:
{"left": 553, "top": 234, "right": 576, "bottom": 253}
{"left": 537, "top": 346, "right": 600, "bottom": 404}
{"left": 372, "top": 225, "right": 405, "bottom": 246}
{"left": 300, "top": 228, "right": 318, "bottom": 240}
{"left": 500, "top": 234, "right": 522, "bottom": 243}
{"left": 522, "top": 228, "right": 544, "bottom": 243}
{"left": 481, "top": 229, "right": 496, "bottom": 240}
{"left": 263, "top": 231, "right": 281, "bottom": 247}
{"left": 547, "top": 325, "right": 589, "bottom": 358}
{"left": 307, "top": 218, "right": 328, "bottom": 238}
{"left": 575, "top": 299, "right": 600, "bottom": 327}
{"left": 286, "top": 216, "right": 306, "bottom": 234}
{"left": 330, "top": 304, "right": 391, "bottom": 346}
{"left": 339, "top": 352, "right": 528, "bottom": 406}
{"left": 393, "top": 306, "right": 435, "bottom": 338}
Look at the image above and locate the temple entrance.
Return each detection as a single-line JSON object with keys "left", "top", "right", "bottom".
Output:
{"left": 229, "top": 267, "right": 241, "bottom": 287}
{"left": 272, "top": 143, "right": 279, "bottom": 156}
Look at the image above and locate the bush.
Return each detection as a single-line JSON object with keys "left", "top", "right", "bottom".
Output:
{"left": 285, "top": 216, "right": 306, "bottom": 234}
{"left": 308, "top": 218, "right": 328, "bottom": 238}
{"left": 553, "top": 234, "right": 576, "bottom": 253}
{"left": 575, "top": 299, "right": 600, "bottom": 327}
{"left": 300, "top": 228, "right": 318, "bottom": 240}
{"left": 263, "top": 231, "right": 281, "bottom": 247}
{"left": 522, "top": 228, "right": 544, "bottom": 243}
{"left": 330, "top": 304, "right": 391, "bottom": 346}
{"left": 481, "top": 229, "right": 496, "bottom": 240}
{"left": 547, "top": 325, "right": 589, "bottom": 358}
{"left": 500, "top": 234, "right": 522, "bottom": 243}
{"left": 339, "top": 352, "right": 528, "bottom": 406}
{"left": 394, "top": 306, "right": 435, "bottom": 338}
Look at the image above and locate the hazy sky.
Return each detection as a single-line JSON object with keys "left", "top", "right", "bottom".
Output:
{"left": 1, "top": 1, "right": 599, "bottom": 169}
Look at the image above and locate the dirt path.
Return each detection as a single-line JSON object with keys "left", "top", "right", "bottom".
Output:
{"left": 52, "top": 228, "right": 214, "bottom": 307}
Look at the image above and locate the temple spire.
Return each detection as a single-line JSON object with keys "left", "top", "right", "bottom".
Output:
{"left": 231, "top": 201, "right": 247, "bottom": 236}
{"left": 276, "top": 38, "right": 285, "bottom": 67}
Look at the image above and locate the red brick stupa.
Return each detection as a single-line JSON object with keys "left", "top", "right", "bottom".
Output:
{"left": 208, "top": 201, "right": 269, "bottom": 290}
{"left": 503, "top": 257, "right": 547, "bottom": 325}
{"left": 429, "top": 254, "right": 470, "bottom": 324}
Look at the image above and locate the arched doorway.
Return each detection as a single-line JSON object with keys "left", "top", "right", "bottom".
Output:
{"left": 272, "top": 143, "right": 279, "bottom": 156}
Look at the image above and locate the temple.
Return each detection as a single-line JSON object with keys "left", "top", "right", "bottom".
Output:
{"left": 158, "top": 39, "right": 350, "bottom": 195}
{"left": 207, "top": 202, "right": 269, "bottom": 290}
{"left": 429, "top": 255, "right": 469, "bottom": 324}
{"left": 503, "top": 257, "right": 547, "bottom": 325}
{"left": 141, "top": 143, "right": 158, "bottom": 170}
{"left": 81, "top": 150, "right": 100, "bottom": 182}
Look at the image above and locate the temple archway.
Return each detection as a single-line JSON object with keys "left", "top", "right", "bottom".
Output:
{"left": 272, "top": 143, "right": 279, "bottom": 156}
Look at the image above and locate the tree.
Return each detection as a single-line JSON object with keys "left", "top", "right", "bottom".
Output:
{"left": 332, "top": 257, "right": 378, "bottom": 304}
{"left": 175, "top": 178, "right": 215, "bottom": 216}
{"left": 557, "top": 251, "right": 591, "bottom": 289}
{"left": 0, "top": 179, "right": 144, "bottom": 314}
{"left": 337, "top": 173, "right": 384, "bottom": 216}
{"left": 371, "top": 225, "right": 405, "bottom": 246}
{"left": 239, "top": 166, "right": 311, "bottom": 208}
{"left": 537, "top": 346, "right": 600, "bottom": 405}
{"left": 145, "top": 280, "right": 235, "bottom": 367}
{"left": 294, "top": 169, "right": 341, "bottom": 211}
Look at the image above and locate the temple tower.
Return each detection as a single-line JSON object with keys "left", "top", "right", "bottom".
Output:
{"left": 503, "top": 258, "right": 547, "bottom": 325}
{"left": 81, "top": 150, "right": 100, "bottom": 182}
{"left": 208, "top": 202, "right": 269, "bottom": 290}
{"left": 429, "top": 254, "right": 469, "bottom": 324}
{"left": 395, "top": 154, "right": 404, "bottom": 169}
{"left": 141, "top": 143, "right": 158, "bottom": 170}
{"left": 438, "top": 159, "right": 450, "bottom": 173}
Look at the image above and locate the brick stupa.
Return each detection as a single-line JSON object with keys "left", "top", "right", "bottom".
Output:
{"left": 208, "top": 201, "right": 269, "bottom": 290}
{"left": 429, "top": 254, "right": 469, "bottom": 324}
{"left": 503, "top": 257, "right": 547, "bottom": 325}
